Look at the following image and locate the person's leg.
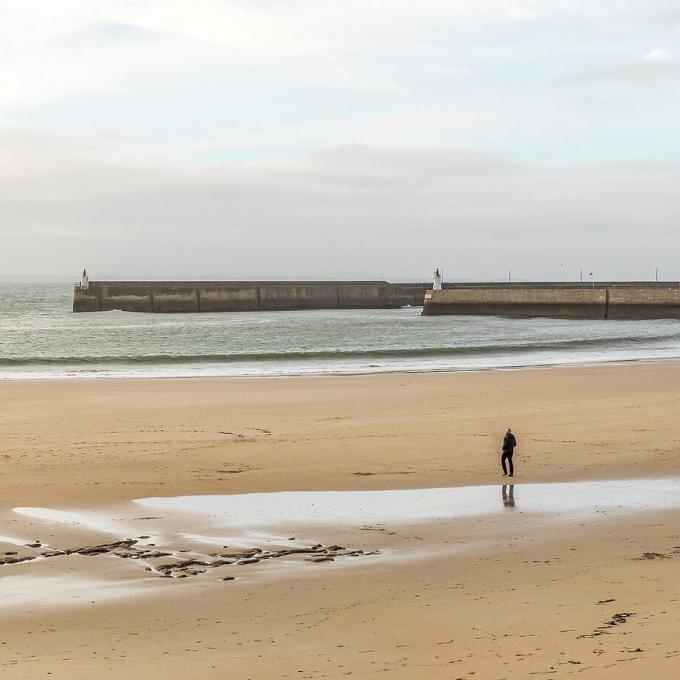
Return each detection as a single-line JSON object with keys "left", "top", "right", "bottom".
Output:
{"left": 508, "top": 453, "right": 514, "bottom": 477}
{"left": 501, "top": 453, "right": 508, "bottom": 475}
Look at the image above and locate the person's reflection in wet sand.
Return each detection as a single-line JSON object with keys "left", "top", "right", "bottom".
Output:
{"left": 502, "top": 484, "right": 515, "bottom": 508}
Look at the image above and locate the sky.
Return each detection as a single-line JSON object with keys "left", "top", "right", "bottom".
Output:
{"left": 1, "top": 0, "right": 679, "bottom": 281}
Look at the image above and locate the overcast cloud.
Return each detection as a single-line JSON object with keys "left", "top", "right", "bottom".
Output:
{"left": 1, "top": 0, "right": 679, "bottom": 280}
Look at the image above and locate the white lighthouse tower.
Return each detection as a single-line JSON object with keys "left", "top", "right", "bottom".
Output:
{"left": 433, "top": 268, "right": 442, "bottom": 290}
{"left": 80, "top": 268, "right": 89, "bottom": 289}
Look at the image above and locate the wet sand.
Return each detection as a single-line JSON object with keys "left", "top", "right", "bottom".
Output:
{"left": 2, "top": 363, "right": 680, "bottom": 678}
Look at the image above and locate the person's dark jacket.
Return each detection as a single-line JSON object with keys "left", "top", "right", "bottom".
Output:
{"left": 502, "top": 433, "right": 517, "bottom": 453}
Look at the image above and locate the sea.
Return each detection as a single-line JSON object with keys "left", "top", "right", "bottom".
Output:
{"left": 2, "top": 282, "right": 680, "bottom": 381}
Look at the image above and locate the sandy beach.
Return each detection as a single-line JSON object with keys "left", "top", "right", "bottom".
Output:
{"left": 2, "top": 363, "right": 680, "bottom": 678}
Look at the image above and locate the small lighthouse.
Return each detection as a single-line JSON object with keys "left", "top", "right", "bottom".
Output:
{"left": 433, "top": 268, "right": 442, "bottom": 290}
{"left": 80, "top": 268, "right": 89, "bottom": 289}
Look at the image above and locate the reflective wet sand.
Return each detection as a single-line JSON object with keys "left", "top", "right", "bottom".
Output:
{"left": 3, "top": 478, "right": 680, "bottom": 609}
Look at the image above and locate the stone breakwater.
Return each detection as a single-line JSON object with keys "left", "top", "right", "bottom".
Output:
{"left": 73, "top": 280, "right": 432, "bottom": 313}
{"left": 422, "top": 282, "right": 680, "bottom": 320}
{"left": 74, "top": 280, "right": 680, "bottom": 318}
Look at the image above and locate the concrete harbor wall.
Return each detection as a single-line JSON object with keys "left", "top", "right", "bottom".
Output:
{"left": 73, "top": 281, "right": 433, "bottom": 313}
{"left": 422, "top": 283, "right": 680, "bottom": 319}
{"left": 75, "top": 280, "right": 680, "bottom": 317}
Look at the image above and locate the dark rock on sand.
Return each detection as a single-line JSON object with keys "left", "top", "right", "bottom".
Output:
{"left": 636, "top": 552, "right": 669, "bottom": 560}
{"left": 3, "top": 534, "right": 378, "bottom": 580}
{"left": 74, "top": 539, "right": 138, "bottom": 556}
{"left": 157, "top": 559, "right": 208, "bottom": 571}
{"left": 579, "top": 612, "right": 636, "bottom": 638}
{"left": 113, "top": 549, "right": 172, "bottom": 560}
{"left": 219, "top": 548, "right": 262, "bottom": 559}
{"left": 209, "top": 559, "right": 234, "bottom": 568}
{"left": 607, "top": 612, "right": 634, "bottom": 626}
{"left": 0, "top": 555, "right": 36, "bottom": 565}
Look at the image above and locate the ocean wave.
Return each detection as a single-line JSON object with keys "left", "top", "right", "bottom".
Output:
{"left": 2, "top": 333, "right": 679, "bottom": 366}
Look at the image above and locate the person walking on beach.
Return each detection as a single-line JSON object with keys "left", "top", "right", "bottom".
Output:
{"left": 501, "top": 428, "right": 517, "bottom": 477}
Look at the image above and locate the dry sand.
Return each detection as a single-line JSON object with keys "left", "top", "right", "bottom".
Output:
{"left": 1, "top": 363, "right": 680, "bottom": 678}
